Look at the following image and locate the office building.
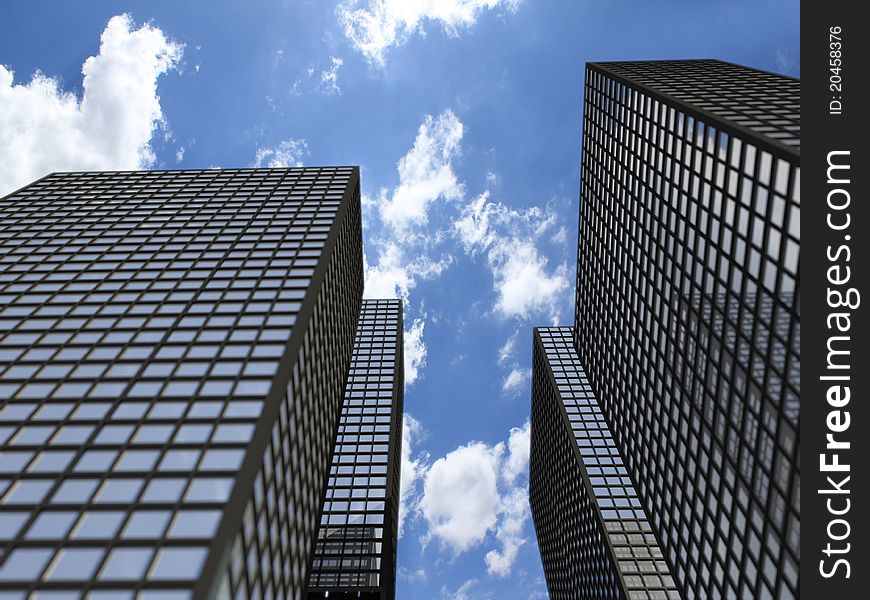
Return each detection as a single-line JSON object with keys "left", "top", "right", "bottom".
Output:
{"left": 0, "top": 167, "right": 365, "bottom": 599}
{"left": 531, "top": 60, "right": 800, "bottom": 599}
{"left": 530, "top": 327, "right": 680, "bottom": 600}
{"left": 306, "top": 299, "right": 403, "bottom": 600}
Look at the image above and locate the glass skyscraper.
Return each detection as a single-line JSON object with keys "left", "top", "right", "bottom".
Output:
{"left": 0, "top": 167, "right": 403, "bottom": 599}
{"left": 531, "top": 60, "right": 800, "bottom": 599}
{"left": 306, "top": 299, "right": 403, "bottom": 600}
{"left": 530, "top": 327, "right": 680, "bottom": 600}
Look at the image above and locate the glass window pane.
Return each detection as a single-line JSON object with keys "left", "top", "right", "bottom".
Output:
{"left": 149, "top": 547, "right": 207, "bottom": 581}
{"left": 95, "top": 479, "right": 143, "bottom": 503}
{"left": 0, "top": 511, "right": 29, "bottom": 540}
{"left": 168, "top": 510, "right": 222, "bottom": 539}
{"left": 72, "top": 511, "right": 126, "bottom": 539}
{"left": 45, "top": 548, "right": 105, "bottom": 581}
{"left": 52, "top": 479, "right": 99, "bottom": 504}
{"left": 3, "top": 480, "right": 53, "bottom": 504}
{"left": 141, "top": 478, "right": 187, "bottom": 503}
{"left": 122, "top": 510, "right": 172, "bottom": 540}
{"left": 0, "top": 548, "right": 53, "bottom": 581}
{"left": 185, "top": 478, "right": 233, "bottom": 503}
{"left": 26, "top": 511, "right": 78, "bottom": 540}
{"left": 99, "top": 548, "right": 154, "bottom": 581}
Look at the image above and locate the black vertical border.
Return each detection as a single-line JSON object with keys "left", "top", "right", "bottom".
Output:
{"left": 802, "top": 2, "right": 869, "bottom": 597}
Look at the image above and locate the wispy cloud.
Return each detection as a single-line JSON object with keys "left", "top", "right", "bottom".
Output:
{"left": 0, "top": 14, "right": 182, "bottom": 197}
{"left": 290, "top": 56, "right": 347, "bottom": 97}
{"left": 319, "top": 56, "right": 344, "bottom": 94}
{"left": 501, "top": 367, "right": 530, "bottom": 394}
{"left": 338, "top": 0, "right": 519, "bottom": 67}
{"left": 399, "top": 413, "right": 429, "bottom": 537}
{"left": 253, "top": 138, "right": 308, "bottom": 168}
{"left": 455, "top": 191, "right": 569, "bottom": 323}
{"left": 403, "top": 318, "right": 428, "bottom": 386}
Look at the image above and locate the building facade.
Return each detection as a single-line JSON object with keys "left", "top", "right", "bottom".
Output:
{"left": 0, "top": 167, "right": 369, "bottom": 599}
{"left": 531, "top": 60, "right": 800, "bottom": 599}
{"left": 306, "top": 299, "right": 403, "bottom": 600}
{"left": 530, "top": 327, "right": 680, "bottom": 600}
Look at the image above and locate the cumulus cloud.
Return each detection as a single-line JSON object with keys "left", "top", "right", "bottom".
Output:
{"left": 485, "top": 486, "right": 528, "bottom": 575}
{"left": 0, "top": 13, "right": 182, "bottom": 197}
{"left": 398, "top": 566, "right": 428, "bottom": 583}
{"left": 319, "top": 56, "right": 344, "bottom": 94}
{"left": 419, "top": 440, "right": 503, "bottom": 553}
{"left": 377, "top": 109, "right": 464, "bottom": 233}
{"left": 253, "top": 138, "right": 308, "bottom": 168}
{"left": 417, "top": 421, "right": 532, "bottom": 575}
{"left": 338, "top": 0, "right": 519, "bottom": 66}
{"left": 363, "top": 109, "right": 462, "bottom": 306}
{"left": 364, "top": 242, "right": 451, "bottom": 302}
{"left": 455, "top": 191, "right": 569, "bottom": 323}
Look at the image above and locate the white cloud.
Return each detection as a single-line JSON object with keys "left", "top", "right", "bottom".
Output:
{"left": 175, "top": 146, "right": 185, "bottom": 163}
{"left": 319, "top": 56, "right": 344, "bottom": 94}
{"left": 399, "top": 413, "right": 427, "bottom": 538}
{"left": 497, "top": 330, "right": 517, "bottom": 366}
{"left": 501, "top": 421, "right": 530, "bottom": 486}
{"left": 363, "top": 109, "right": 464, "bottom": 387}
{"left": 364, "top": 242, "right": 451, "bottom": 302}
{"left": 338, "top": 0, "right": 519, "bottom": 66}
{"left": 253, "top": 138, "right": 308, "bottom": 168}
{"left": 398, "top": 566, "right": 428, "bottom": 583}
{"left": 377, "top": 109, "right": 464, "bottom": 234}
{"left": 403, "top": 318, "right": 428, "bottom": 386}
{"left": 417, "top": 421, "right": 532, "bottom": 575}
{"left": 485, "top": 486, "right": 527, "bottom": 576}
{"left": 441, "top": 579, "right": 486, "bottom": 600}
{"left": 501, "top": 367, "right": 530, "bottom": 394}
{"left": 419, "top": 440, "right": 503, "bottom": 553}
{"left": 491, "top": 241, "right": 569, "bottom": 321}
{"left": 455, "top": 192, "right": 569, "bottom": 323}
{"left": 0, "top": 13, "right": 182, "bottom": 197}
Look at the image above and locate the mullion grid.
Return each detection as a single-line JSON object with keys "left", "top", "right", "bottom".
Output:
{"left": 537, "top": 327, "right": 681, "bottom": 600}
{"left": 531, "top": 330, "right": 622, "bottom": 599}
{"left": 575, "top": 64, "right": 799, "bottom": 600}
{"left": 596, "top": 61, "right": 800, "bottom": 152}
{"left": 0, "top": 167, "right": 354, "bottom": 597}
{"left": 217, "top": 182, "right": 363, "bottom": 600}
{"left": 307, "top": 299, "right": 401, "bottom": 594}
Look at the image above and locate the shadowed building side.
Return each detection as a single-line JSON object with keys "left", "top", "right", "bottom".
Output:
{"left": 530, "top": 327, "right": 680, "bottom": 600}
{"left": 306, "top": 299, "right": 404, "bottom": 600}
{"left": 574, "top": 60, "right": 800, "bottom": 598}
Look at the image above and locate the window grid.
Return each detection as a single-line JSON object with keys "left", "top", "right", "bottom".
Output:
{"left": 306, "top": 299, "right": 403, "bottom": 600}
{"left": 0, "top": 167, "right": 363, "bottom": 599}
{"left": 530, "top": 327, "right": 681, "bottom": 600}
{"left": 574, "top": 62, "right": 800, "bottom": 600}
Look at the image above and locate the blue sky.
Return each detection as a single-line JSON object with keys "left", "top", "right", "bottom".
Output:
{"left": 0, "top": 1, "right": 799, "bottom": 597}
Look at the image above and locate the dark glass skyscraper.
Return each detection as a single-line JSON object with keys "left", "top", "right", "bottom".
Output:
{"left": 530, "top": 327, "right": 680, "bottom": 600}
{"left": 0, "top": 167, "right": 382, "bottom": 599}
{"left": 531, "top": 60, "right": 800, "bottom": 599}
{"left": 306, "top": 299, "right": 403, "bottom": 600}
